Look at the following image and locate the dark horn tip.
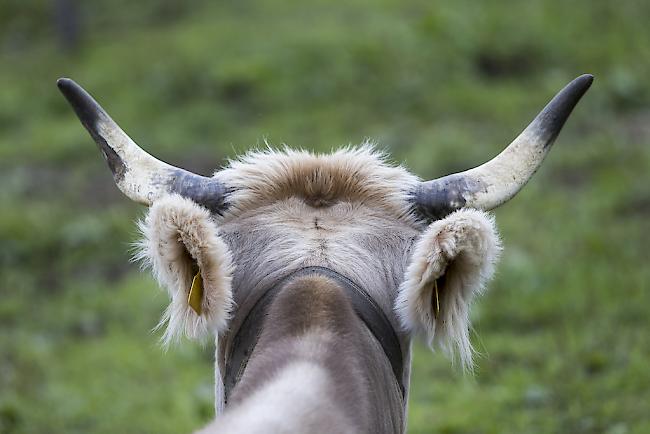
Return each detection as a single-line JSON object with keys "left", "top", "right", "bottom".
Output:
{"left": 534, "top": 73, "right": 594, "bottom": 144}
{"left": 563, "top": 74, "right": 594, "bottom": 100}
{"left": 56, "top": 77, "right": 86, "bottom": 102}
{"left": 56, "top": 77, "right": 106, "bottom": 131}
{"left": 57, "top": 77, "right": 73, "bottom": 89}
{"left": 573, "top": 73, "right": 594, "bottom": 92}
{"left": 57, "top": 78, "right": 83, "bottom": 98}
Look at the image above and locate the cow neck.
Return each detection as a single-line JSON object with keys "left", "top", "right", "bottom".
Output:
{"left": 223, "top": 266, "right": 404, "bottom": 403}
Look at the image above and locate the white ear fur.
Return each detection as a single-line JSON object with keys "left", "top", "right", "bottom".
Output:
{"left": 395, "top": 209, "right": 501, "bottom": 370}
{"left": 135, "top": 194, "right": 234, "bottom": 346}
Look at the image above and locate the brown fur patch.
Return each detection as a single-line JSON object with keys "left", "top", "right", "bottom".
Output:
{"left": 213, "top": 145, "right": 421, "bottom": 225}
{"left": 268, "top": 275, "right": 353, "bottom": 335}
{"left": 226, "top": 273, "right": 404, "bottom": 432}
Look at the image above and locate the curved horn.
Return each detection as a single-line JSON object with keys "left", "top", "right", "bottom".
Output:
{"left": 414, "top": 74, "right": 593, "bottom": 220}
{"left": 57, "top": 78, "right": 228, "bottom": 213}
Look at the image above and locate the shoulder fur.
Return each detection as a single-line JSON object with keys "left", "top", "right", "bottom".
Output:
{"left": 213, "top": 144, "right": 421, "bottom": 225}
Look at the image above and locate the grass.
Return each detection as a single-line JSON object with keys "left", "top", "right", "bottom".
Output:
{"left": 1, "top": 0, "right": 649, "bottom": 433}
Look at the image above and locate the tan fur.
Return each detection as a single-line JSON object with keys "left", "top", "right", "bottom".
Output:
{"left": 132, "top": 147, "right": 503, "bottom": 432}
{"left": 214, "top": 144, "right": 421, "bottom": 225}
{"left": 195, "top": 361, "right": 355, "bottom": 434}
{"left": 203, "top": 274, "right": 402, "bottom": 433}
{"left": 135, "top": 194, "right": 235, "bottom": 345}
{"left": 59, "top": 72, "right": 588, "bottom": 432}
{"left": 395, "top": 209, "right": 501, "bottom": 370}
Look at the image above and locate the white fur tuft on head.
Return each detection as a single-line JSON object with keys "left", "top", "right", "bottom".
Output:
{"left": 213, "top": 144, "right": 421, "bottom": 225}
{"left": 395, "top": 209, "right": 501, "bottom": 370}
{"left": 134, "top": 194, "right": 235, "bottom": 346}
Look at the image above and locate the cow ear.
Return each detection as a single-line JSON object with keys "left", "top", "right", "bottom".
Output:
{"left": 395, "top": 209, "right": 501, "bottom": 370}
{"left": 135, "top": 194, "right": 235, "bottom": 346}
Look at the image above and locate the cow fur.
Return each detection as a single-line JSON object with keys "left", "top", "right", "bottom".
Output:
{"left": 213, "top": 144, "right": 420, "bottom": 224}
{"left": 135, "top": 194, "right": 235, "bottom": 345}
{"left": 134, "top": 147, "right": 501, "bottom": 432}
{"left": 395, "top": 209, "right": 501, "bottom": 370}
{"left": 198, "top": 273, "right": 404, "bottom": 433}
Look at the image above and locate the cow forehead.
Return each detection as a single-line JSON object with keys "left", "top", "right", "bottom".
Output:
{"left": 213, "top": 145, "right": 421, "bottom": 225}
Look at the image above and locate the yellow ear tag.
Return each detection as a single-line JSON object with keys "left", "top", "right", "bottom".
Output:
{"left": 188, "top": 271, "right": 203, "bottom": 315}
{"left": 433, "top": 279, "right": 440, "bottom": 319}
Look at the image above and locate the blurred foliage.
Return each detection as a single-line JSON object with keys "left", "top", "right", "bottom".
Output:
{"left": 1, "top": 0, "right": 649, "bottom": 433}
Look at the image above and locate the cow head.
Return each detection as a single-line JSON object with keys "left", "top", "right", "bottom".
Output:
{"left": 58, "top": 74, "right": 592, "bottom": 428}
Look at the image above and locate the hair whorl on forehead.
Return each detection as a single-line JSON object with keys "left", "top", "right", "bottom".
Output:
{"left": 214, "top": 144, "right": 421, "bottom": 224}
{"left": 134, "top": 194, "right": 235, "bottom": 346}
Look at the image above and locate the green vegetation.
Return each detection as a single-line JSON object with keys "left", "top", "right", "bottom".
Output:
{"left": 1, "top": 1, "right": 649, "bottom": 433}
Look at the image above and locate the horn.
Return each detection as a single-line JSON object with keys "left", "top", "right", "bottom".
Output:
{"left": 57, "top": 78, "right": 228, "bottom": 214}
{"left": 413, "top": 74, "right": 593, "bottom": 220}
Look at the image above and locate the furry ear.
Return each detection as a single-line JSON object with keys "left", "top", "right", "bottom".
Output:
{"left": 135, "top": 194, "right": 234, "bottom": 346}
{"left": 395, "top": 209, "right": 501, "bottom": 370}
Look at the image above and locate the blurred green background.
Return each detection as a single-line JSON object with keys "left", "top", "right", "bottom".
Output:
{"left": 1, "top": 0, "right": 649, "bottom": 433}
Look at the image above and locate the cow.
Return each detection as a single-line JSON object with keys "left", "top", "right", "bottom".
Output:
{"left": 57, "top": 74, "right": 592, "bottom": 433}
